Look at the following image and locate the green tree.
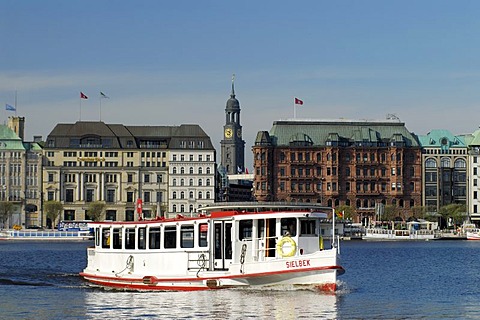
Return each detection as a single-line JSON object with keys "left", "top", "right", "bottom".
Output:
{"left": 0, "top": 201, "right": 14, "bottom": 228}
{"left": 382, "top": 205, "right": 400, "bottom": 222}
{"left": 87, "top": 201, "right": 106, "bottom": 221}
{"left": 439, "top": 203, "right": 467, "bottom": 228}
{"left": 44, "top": 200, "right": 63, "bottom": 229}
{"left": 335, "top": 205, "right": 355, "bottom": 220}
{"left": 411, "top": 206, "right": 428, "bottom": 220}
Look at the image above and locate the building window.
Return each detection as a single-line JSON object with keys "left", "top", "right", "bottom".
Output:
{"left": 106, "top": 189, "right": 115, "bottom": 203}
{"left": 86, "top": 189, "right": 94, "bottom": 202}
{"left": 65, "top": 189, "right": 74, "bottom": 202}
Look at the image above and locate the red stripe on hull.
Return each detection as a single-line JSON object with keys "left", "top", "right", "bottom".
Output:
{"left": 80, "top": 265, "right": 343, "bottom": 291}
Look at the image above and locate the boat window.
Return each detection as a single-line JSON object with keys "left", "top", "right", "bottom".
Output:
{"left": 181, "top": 225, "right": 194, "bottom": 248}
{"left": 101, "top": 228, "right": 110, "bottom": 248}
{"left": 281, "top": 218, "right": 297, "bottom": 236}
{"left": 95, "top": 228, "right": 100, "bottom": 246}
{"left": 164, "top": 226, "right": 177, "bottom": 249}
{"left": 257, "top": 219, "right": 265, "bottom": 239}
{"left": 125, "top": 228, "right": 136, "bottom": 249}
{"left": 112, "top": 228, "right": 122, "bottom": 249}
{"left": 149, "top": 227, "right": 161, "bottom": 249}
{"left": 300, "top": 219, "right": 317, "bottom": 236}
{"left": 198, "top": 223, "right": 208, "bottom": 247}
{"left": 138, "top": 227, "right": 146, "bottom": 250}
{"left": 239, "top": 220, "right": 253, "bottom": 240}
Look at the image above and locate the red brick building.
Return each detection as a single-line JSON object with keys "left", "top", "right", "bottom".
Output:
{"left": 252, "top": 119, "right": 422, "bottom": 223}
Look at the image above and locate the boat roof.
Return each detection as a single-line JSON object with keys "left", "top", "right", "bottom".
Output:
{"left": 199, "top": 202, "right": 332, "bottom": 213}
{"left": 89, "top": 202, "right": 332, "bottom": 226}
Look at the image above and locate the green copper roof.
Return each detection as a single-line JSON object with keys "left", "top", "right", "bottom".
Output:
{"left": 0, "top": 125, "right": 25, "bottom": 150}
{"left": 263, "top": 119, "right": 419, "bottom": 147}
{"left": 417, "top": 129, "right": 466, "bottom": 149}
{"left": 467, "top": 128, "right": 480, "bottom": 146}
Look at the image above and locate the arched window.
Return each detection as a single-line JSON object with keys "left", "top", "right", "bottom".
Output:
{"left": 189, "top": 167, "right": 194, "bottom": 174}
{"left": 198, "top": 179, "right": 203, "bottom": 186}
{"left": 173, "top": 179, "right": 177, "bottom": 186}
{"left": 206, "top": 179, "right": 211, "bottom": 186}
{"left": 425, "top": 158, "right": 437, "bottom": 168}
{"left": 180, "top": 191, "right": 185, "bottom": 199}
{"left": 180, "top": 179, "right": 184, "bottom": 186}
{"left": 173, "top": 191, "right": 177, "bottom": 199}
{"left": 198, "top": 191, "right": 203, "bottom": 199}
{"left": 173, "top": 167, "right": 177, "bottom": 174}
{"left": 181, "top": 167, "right": 185, "bottom": 174}
{"left": 173, "top": 204, "right": 177, "bottom": 212}
{"left": 180, "top": 205, "right": 185, "bottom": 212}
{"left": 206, "top": 167, "right": 211, "bottom": 174}
{"left": 206, "top": 191, "right": 210, "bottom": 199}
{"left": 441, "top": 157, "right": 451, "bottom": 168}
{"left": 455, "top": 158, "right": 466, "bottom": 168}
{"left": 189, "top": 191, "right": 194, "bottom": 199}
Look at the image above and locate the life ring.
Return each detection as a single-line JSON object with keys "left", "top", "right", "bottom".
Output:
{"left": 276, "top": 236, "right": 297, "bottom": 258}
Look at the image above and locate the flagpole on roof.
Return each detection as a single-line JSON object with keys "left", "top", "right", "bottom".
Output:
{"left": 293, "top": 97, "right": 296, "bottom": 119}
{"left": 99, "top": 94, "right": 102, "bottom": 121}
{"left": 79, "top": 92, "right": 82, "bottom": 121}
{"left": 14, "top": 90, "right": 17, "bottom": 116}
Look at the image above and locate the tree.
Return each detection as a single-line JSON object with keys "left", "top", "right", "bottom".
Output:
{"left": 87, "top": 201, "right": 106, "bottom": 221}
{"left": 44, "top": 200, "right": 63, "bottom": 229}
{"left": 335, "top": 205, "right": 355, "bottom": 221}
{"left": 439, "top": 203, "right": 467, "bottom": 228}
{"left": 382, "top": 205, "right": 400, "bottom": 222}
{"left": 0, "top": 201, "right": 14, "bottom": 229}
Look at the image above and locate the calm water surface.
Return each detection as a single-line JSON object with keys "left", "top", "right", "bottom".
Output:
{"left": 1, "top": 240, "right": 479, "bottom": 319}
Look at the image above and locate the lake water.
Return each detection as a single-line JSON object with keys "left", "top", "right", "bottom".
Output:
{"left": 1, "top": 240, "right": 479, "bottom": 319}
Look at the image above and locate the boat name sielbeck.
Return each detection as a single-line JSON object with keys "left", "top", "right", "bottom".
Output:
{"left": 286, "top": 259, "right": 311, "bottom": 268}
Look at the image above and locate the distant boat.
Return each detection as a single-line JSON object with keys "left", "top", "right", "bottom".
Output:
{"left": 363, "top": 220, "right": 437, "bottom": 241}
{"left": 80, "top": 202, "right": 345, "bottom": 292}
{"left": 466, "top": 228, "right": 480, "bottom": 241}
{"left": 0, "top": 229, "right": 93, "bottom": 241}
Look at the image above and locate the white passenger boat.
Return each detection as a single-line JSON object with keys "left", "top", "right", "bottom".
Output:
{"left": 0, "top": 229, "right": 93, "bottom": 241}
{"left": 80, "top": 202, "right": 344, "bottom": 292}
{"left": 363, "top": 220, "right": 437, "bottom": 241}
{"left": 466, "top": 228, "right": 480, "bottom": 240}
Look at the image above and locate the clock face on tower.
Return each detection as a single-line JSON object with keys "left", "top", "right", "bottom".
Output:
{"left": 225, "top": 128, "right": 233, "bottom": 138}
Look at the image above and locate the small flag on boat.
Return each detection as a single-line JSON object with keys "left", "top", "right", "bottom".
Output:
{"left": 80, "top": 92, "right": 88, "bottom": 99}
{"left": 100, "top": 92, "right": 109, "bottom": 99}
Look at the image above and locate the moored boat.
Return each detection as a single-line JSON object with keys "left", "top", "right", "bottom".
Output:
{"left": 0, "top": 229, "right": 93, "bottom": 241}
{"left": 466, "top": 228, "right": 480, "bottom": 240}
{"left": 363, "top": 220, "right": 437, "bottom": 241}
{"left": 80, "top": 202, "right": 344, "bottom": 292}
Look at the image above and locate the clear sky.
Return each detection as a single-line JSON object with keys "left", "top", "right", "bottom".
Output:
{"left": 1, "top": 1, "right": 480, "bottom": 168}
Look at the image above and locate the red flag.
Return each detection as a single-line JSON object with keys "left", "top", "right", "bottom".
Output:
{"left": 294, "top": 97, "right": 303, "bottom": 105}
{"left": 80, "top": 92, "right": 88, "bottom": 99}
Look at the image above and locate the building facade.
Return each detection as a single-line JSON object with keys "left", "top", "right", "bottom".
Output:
{"left": 252, "top": 119, "right": 422, "bottom": 223}
{"left": 0, "top": 117, "right": 43, "bottom": 228}
{"left": 466, "top": 129, "right": 480, "bottom": 223}
{"left": 417, "top": 130, "right": 467, "bottom": 215}
{"left": 42, "top": 121, "right": 215, "bottom": 225}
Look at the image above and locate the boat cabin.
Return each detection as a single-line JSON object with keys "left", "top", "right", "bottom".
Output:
{"left": 89, "top": 204, "right": 335, "bottom": 273}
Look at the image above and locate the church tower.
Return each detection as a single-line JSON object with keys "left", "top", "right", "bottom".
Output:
{"left": 220, "top": 75, "right": 245, "bottom": 175}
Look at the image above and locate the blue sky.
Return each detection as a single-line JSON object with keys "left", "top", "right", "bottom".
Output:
{"left": 1, "top": 1, "right": 480, "bottom": 168}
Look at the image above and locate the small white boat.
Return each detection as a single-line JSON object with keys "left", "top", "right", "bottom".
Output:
{"left": 466, "top": 228, "right": 480, "bottom": 240}
{"left": 80, "top": 202, "right": 344, "bottom": 292}
{"left": 363, "top": 220, "right": 437, "bottom": 241}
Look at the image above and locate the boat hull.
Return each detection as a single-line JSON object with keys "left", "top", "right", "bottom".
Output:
{"left": 466, "top": 231, "right": 480, "bottom": 240}
{"left": 80, "top": 251, "right": 343, "bottom": 292}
